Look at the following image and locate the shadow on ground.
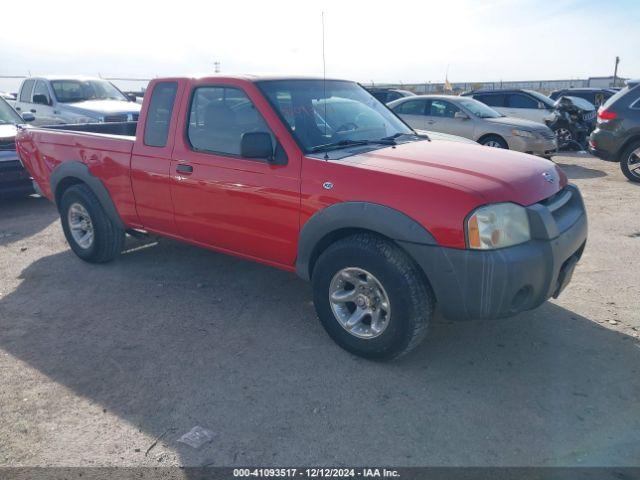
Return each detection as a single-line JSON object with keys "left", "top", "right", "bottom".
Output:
{"left": 0, "top": 196, "right": 58, "bottom": 246}
{"left": 1, "top": 238, "right": 639, "bottom": 467}
{"left": 555, "top": 163, "right": 607, "bottom": 180}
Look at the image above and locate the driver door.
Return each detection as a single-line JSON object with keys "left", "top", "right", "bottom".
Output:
{"left": 170, "top": 82, "right": 301, "bottom": 267}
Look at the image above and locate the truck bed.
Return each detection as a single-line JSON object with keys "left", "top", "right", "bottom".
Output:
{"left": 43, "top": 121, "right": 137, "bottom": 138}
{"left": 16, "top": 122, "right": 139, "bottom": 224}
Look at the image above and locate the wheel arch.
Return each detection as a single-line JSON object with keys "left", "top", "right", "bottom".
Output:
{"left": 50, "top": 161, "right": 125, "bottom": 229}
{"left": 616, "top": 134, "right": 640, "bottom": 161}
{"left": 296, "top": 202, "right": 438, "bottom": 281}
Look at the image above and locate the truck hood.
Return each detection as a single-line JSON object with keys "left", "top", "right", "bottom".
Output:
{"left": 484, "top": 116, "right": 552, "bottom": 132}
{"left": 62, "top": 100, "right": 141, "bottom": 117}
{"left": 341, "top": 140, "right": 566, "bottom": 206}
{"left": 0, "top": 124, "right": 17, "bottom": 140}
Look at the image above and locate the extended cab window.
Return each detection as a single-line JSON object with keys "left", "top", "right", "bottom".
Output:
{"left": 19, "top": 79, "right": 35, "bottom": 103}
{"left": 144, "top": 82, "right": 178, "bottom": 147}
{"left": 188, "top": 86, "right": 271, "bottom": 156}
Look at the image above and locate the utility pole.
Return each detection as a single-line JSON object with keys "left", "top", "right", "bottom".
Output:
{"left": 214, "top": 61, "right": 221, "bottom": 74}
{"left": 613, "top": 56, "right": 620, "bottom": 87}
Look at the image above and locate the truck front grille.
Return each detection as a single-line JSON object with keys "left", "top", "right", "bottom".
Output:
{"left": 540, "top": 186, "right": 583, "bottom": 233}
{"left": 0, "top": 138, "right": 16, "bottom": 151}
{"left": 103, "top": 114, "right": 128, "bottom": 123}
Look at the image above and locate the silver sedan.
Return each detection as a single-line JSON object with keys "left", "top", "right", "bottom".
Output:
{"left": 388, "top": 95, "right": 557, "bottom": 156}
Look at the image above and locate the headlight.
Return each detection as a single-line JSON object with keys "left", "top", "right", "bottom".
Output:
{"left": 511, "top": 128, "right": 535, "bottom": 139}
{"left": 466, "top": 203, "right": 531, "bottom": 250}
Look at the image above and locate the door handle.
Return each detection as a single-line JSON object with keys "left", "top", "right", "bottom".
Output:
{"left": 176, "top": 164, "right": 193, "bottom": 174}
{"left": 30, "top": 109, "right": 36, "bottom": 113}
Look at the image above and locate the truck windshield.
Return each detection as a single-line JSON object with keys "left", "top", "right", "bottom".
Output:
{"left": 51, "top": 80, "right": 128, "bottom": 103}
{"left": 0, "top": 98, "right": 23, "bottom": 124}
{"left": 256, "top": 80, "right": 413, "bottom": 153}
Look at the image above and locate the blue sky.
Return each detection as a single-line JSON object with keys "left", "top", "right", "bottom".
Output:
{"left": 0, "top": 0, "right": 638, "bottom": 90}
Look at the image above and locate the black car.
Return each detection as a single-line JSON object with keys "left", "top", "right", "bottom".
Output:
{"left": 0, "top": 97, "right": 35, "bottom": 198}
{"left": 366, "top": 88, "right": 415, "bottom": 104}
{"left": 549, "top": 88, "right": 617, "bottom": 108}
{"left": 589, "top": 80, "right": 640, "bottom": 182}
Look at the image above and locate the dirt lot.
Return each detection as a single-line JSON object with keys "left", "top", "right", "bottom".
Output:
{"left": 0, "top": 153, "right": 639, "bottom": 467}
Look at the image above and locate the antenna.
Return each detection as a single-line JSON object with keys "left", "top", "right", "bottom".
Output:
{"left": 322, "top": 11, "right": 329, "bottom": 160}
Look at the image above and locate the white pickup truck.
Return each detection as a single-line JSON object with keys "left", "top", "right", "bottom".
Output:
{"left": 13, "top": 76, "right": 141, "bottom": 126}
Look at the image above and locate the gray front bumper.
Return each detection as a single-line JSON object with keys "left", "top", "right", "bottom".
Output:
{"left": 401, "top": 184, "right": 587, "bottom": 321}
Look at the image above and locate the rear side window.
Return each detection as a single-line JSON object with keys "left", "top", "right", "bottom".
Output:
{"left": 187, "top": 86, "right": 271, "bottom": 157}
{"left": 475, "top": 93, "right": 505, "bottom": 107}
{"left": 394, "top": 99, "right": 426, "bottom": 115}
{"left": 19, "top": 79, "right": 35, "bottom": 102}
{"left": 143, "top": 82, "right": 178, "bottom": 147}
{"left": 507, "top": 93, "right": 538, "bottom": 108}
{"left": 602, "top": 86, "right": 632, "bottom": 110}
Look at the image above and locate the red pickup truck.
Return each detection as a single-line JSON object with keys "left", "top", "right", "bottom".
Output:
{"left": 16, "top": 76, "right": 587, "bottom": 359}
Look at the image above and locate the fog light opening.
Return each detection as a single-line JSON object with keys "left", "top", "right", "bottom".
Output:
{"left": 511, "top": 286, "right": 533, "bottom": 312}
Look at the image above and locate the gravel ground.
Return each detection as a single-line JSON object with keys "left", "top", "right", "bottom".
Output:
{"left": 0, "top": 152, "right": 639, "bottom": 467}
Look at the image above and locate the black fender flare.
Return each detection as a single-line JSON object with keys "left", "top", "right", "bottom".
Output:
{"left": 295, "top": 201, "right": 437, "bottom": 280}
{"left": 50, "top": 161, "right": 125, "bottom": 229}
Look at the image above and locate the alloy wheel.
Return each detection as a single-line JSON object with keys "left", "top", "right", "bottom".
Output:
{"left": 68, "top": 203, "right": 94, "bottom": 249}
{"left": 329, "top": 267, "right": 391, "bottom": 339}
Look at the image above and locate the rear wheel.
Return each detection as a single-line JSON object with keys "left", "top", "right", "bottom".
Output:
{"left": 311, "top": 233, "right": 434, "bottom": 360}
{"left": 620, "top": 140, "right": 640, "bottom": 183}
{"left": 479, "top": 135, "right": 508, "bottom": 149}
{"left": 59, "top": 184, "right": 124, "bottom": 263}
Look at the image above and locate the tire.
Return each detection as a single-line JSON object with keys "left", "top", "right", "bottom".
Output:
{"left": 479, "top": 135, "right": 508, "bottom": 149}
{"left": 619, "top": 140, "right": 640, "bottom": 183}
{"left": 311, "top": 233, "right": 434, "bottom": 360}
{"left": 59, "top": 183, "right": 124, "bottom": 263}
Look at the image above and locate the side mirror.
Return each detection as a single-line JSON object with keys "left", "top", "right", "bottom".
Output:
{"left": 454, "top": 111, "right": 469, "bottom": 120}
{"left": 33, "top": 94, "right": 50, "bottom": 106}
{"left": 21, "top": 112, "right": 35, "bottom": 123}
{"left": 241, "top": 132, "right": 274, "bottom": 161}
{"left": 127, "top": 94, "right": 138, "bottom": 102}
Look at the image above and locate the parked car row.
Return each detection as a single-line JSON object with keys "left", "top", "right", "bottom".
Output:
{"left": 388, "top": 95, "right": 557, "bottom": 156}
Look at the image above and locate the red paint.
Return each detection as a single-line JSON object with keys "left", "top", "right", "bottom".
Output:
{"left": 16, "top": 76, "right": 566, "bottom": 267}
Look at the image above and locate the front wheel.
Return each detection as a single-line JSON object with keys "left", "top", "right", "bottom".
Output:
{"left": 480, "top": 135, "right": 508, "bottom": 149}
{"left": 553, "top": 127, "right": 575, "bottom": 149}
{"left": 311, "top": 233, "right": 434, "bottom": 360}
{"left": 59, "top": 184, "right": 124, "bottom": 263}
{"left": 620, "top": 141, "right": 640, "bottom": 183}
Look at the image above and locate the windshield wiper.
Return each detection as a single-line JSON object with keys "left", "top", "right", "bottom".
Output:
{"left": 310, "top": 138, "right": 396, "bottom": 153}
